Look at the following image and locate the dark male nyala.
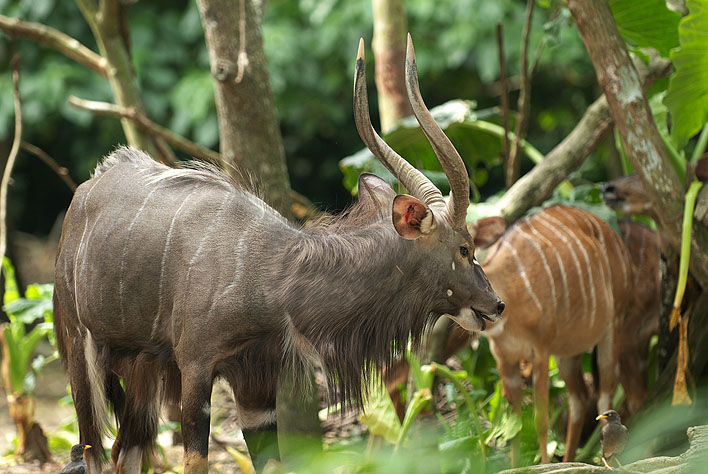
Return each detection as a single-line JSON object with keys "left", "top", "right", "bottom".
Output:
{"left": 54, "top": 36, "right": 504, "bottom": 474}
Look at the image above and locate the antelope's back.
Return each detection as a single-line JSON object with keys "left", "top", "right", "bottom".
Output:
{"left": 54, "top": 148, "right": 289, "bottom": 352}
{"left": 483, "top": 205, "right": 632, "bottom": 357}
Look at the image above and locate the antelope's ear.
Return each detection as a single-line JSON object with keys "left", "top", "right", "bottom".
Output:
{"left": 468, "top": 216, "right": 507, "bottom": 248}
{"left": 358, "top": 173, "right": 396, "bottom": 208}
{"left": 392, "top": 195, "right": 435, "bottom": 240}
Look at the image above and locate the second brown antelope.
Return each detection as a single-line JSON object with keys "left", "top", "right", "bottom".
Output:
{"left": 52, "top": 36, "right": 503, "bottom": 474}
{"left": 615, "top": 220, "right": 660, "bottom": 413}
{"left": 602, "top": 174, "right": 662, "bottom": 413}
{"left": 471, "top": 205, "right": 633, "bottom": 465}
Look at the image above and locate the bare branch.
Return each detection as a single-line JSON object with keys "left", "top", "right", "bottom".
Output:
{"left": 0, "top": 49, "right": 23, "bottom": 264}
{"left": 496, "top": 23, "right": 510, "bottom": 185}
{"left": 68, "top": 96, "right": 220, "bottom": 165}
{"left": 0, "top": 15, "right": 107, "bottom": 77}
{"left": 20, "top": 142, "right": 77, "bottom": 192}
{"left": 507, "top": 0, "right": 535, "bottom": 187}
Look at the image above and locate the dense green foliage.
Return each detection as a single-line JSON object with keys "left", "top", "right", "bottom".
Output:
{"left": 0, "top": 0, "right": 596, "bottom": 235}
{"left": 3, "top": 0, "right": 708, "bottom": 471}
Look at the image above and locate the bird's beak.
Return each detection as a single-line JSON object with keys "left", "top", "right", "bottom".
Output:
{"left": 596, "top": 414, "right": 608, "bottom": 421}
{"left": 84, "top": 445, "right": 92, "bottom": 450}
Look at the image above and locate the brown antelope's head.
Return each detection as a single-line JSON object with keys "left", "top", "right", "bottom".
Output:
{"left": 354, "top": 36, "right": 504, "bottom": 331}
{"left": 601, "top": 174, "right": 653, "bottom": 217}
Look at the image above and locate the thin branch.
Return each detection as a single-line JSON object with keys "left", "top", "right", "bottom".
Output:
{"left": 68, "top": 96, "right": 220, "bottom": 165}
{"left": 68, "top": 96, "right": 321, "bottom": 221}
{"left": 507, "top": 0, "right": 535, "bottom": 187}
{"left": 0, "top": 15, "right": 107, "bottom": 77}
{"left": 496, "top": 23, "right": 510, "bottom": 184}
{"left": 20, "top": 142, "right": 77, "bottom": 192}
{"left": 0, "top": 49, "right": 23, "bottom": 264}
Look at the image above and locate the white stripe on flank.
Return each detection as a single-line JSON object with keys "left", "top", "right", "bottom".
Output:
{"left": 526, "top": 220, "right": 570, "bottom": 316}
{"left": 544, "top": 213, "right": 597, "bottom": 324}
{"left": 206, "top": 225, "right": 253, "bottom": 317}
{"left": 186, "top": 193, "right": 235, "bottom": 280}
{"left": 517, "top": 227, "right": 556, "bottom": 306}
{"left": 152, "top": 185, "right": 203, "bottom": 338}
{"left": 118, "top": 185, "right": 162, "bottom": 327}
{"left": 581, "top": 216, "right": 613, "bottom": 312}
{"left": 536, "top": 214, "right": 589, "bottom": 321}
{"left": 501, "top": 239, "right": 543, "bottom": 313}
{"left": 73, "top": 171, "right": 109, "bottom": 325}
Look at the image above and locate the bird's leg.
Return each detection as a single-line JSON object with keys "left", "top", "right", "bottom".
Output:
{"left": 601, "top": 456, "right": 614, "bottom": 470}
{"left": 613, "top": 456, "right": 623, "bottom": 467}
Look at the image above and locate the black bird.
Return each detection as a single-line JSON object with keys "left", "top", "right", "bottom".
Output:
{"left": 59, "top": 444, "right": 92, "bottom": 474}
{"left": 596, "top": 410, "right": 628, "bottom": 469}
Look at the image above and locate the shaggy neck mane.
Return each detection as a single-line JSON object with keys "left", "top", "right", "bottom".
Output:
{"left": 273, "top": 203, "right": 439, "bottom": 407}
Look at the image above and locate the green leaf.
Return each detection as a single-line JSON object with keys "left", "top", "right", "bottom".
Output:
{"left": 609, "top": 0, "right": 680, "bottom": 57}
{"left": 339, "top": 101, "right": 507, "bottom": 194}
{"left": 2, "top": 258, "right": 20, "bottom": 305}
{"left": 3, "top": 297, "right": 53, "bottom": 325}
{"left": 396, "top": 388, "right": 433, "bottom": 448}
{"left": 485, "top": 410, "right": 523, "bottom": 445}
{"left": 25, "top": 284, "right": 53, "bottom": 301}
{"left": 359, "top": 384, "right": 402, "bottom": 444}
{"left": 664, "top": 0, "right": 708, "bottom": 148}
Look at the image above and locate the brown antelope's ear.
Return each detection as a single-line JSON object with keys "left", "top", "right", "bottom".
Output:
{"left": 468, "top": 216, "right": 507, "bottom": 248}
{"left": 358, "top": 173, "right": 396, "bottom": 207}
{"left": 392, "top": 194, "right": 434, "bottom": 240}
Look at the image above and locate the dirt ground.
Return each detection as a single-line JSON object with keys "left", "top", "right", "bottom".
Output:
{"left": 0, "top": 353, "right": 362, "bottom": 473}
{"left": 0, "top": 352, "right": 248, "bottom": 473}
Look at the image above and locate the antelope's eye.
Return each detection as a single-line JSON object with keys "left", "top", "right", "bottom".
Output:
{"left": 460, "top": 246, "right": 470, "bottom": 258}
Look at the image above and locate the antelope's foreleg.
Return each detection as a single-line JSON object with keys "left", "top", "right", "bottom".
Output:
{"left": 532, "top": 354, "right": 551, "bottom": 464}
{"left": 181, "top": 367, "right": 213, "bottom": 474}
{"left": 557, "top": 355, "right": 589, "bottom": 462}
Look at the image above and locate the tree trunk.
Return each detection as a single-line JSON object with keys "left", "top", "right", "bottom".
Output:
{"left": 372, "top": 0, "right": 412, "bottom": 133}
{"left": 567, "top": 0, "right": 708, "bottom": 290}
{"left": 75, "top": 0, "right": 172, "bottom": 162}
{"left": 196, "top": 0, "right": 293, "bottom": 218}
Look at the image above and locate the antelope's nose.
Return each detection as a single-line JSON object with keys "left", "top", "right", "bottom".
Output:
{"left": 601, "top": 182, "right": 616, "bottom": 196}
{"left": 497, "top": 300, "right": 505, "bottom": 315}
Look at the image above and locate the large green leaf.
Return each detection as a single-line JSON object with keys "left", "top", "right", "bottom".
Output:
{"left": 359, "top": 384, "right": 401, "bottom": 444}
{"left": 340, "top": 100, "right": 546, "bottom": 196}
{"left": 609, "top": 0, "right": 680, "bottom": 57}
{"left": 664, "top": 0, "right": 708, "bottom": 148}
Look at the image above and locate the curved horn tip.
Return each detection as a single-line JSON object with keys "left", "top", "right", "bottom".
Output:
{"left": 406, "top": 33, "right": 416, "bottom": 61}
{"left": 358, "top": 38, "right": 365, "bottom": 61}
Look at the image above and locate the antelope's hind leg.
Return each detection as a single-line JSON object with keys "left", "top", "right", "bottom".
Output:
{"left": 557, "top": 355, "right": 590, "bottom": 462}
{"left": 112, "top": 353, "right": 162, "bottom": 474}
{"left": 64, "top": 327, "right": 106, "bottom": 474}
